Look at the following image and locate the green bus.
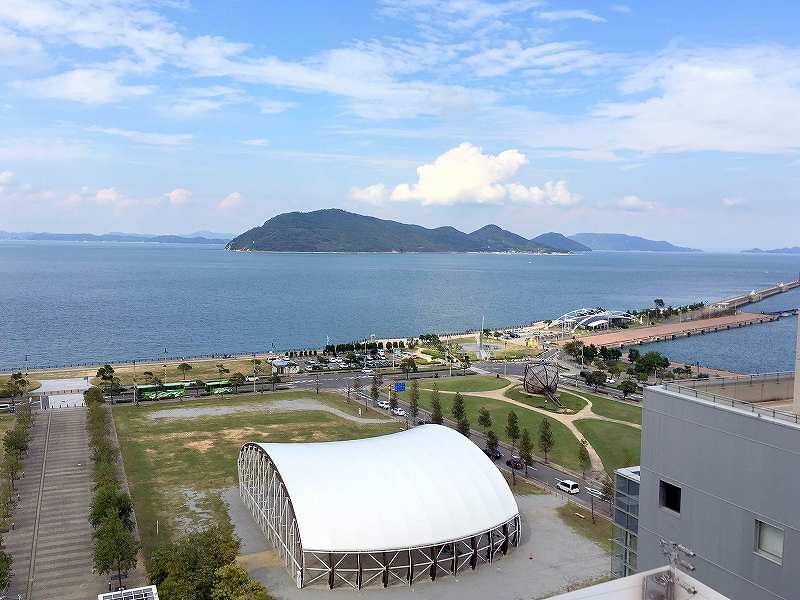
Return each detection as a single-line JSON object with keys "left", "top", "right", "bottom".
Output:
{"left": 205, "top": 379, "right": 233, "bottom": 395}
{"left": 135, "top": 382, "right": 187, "bottom": 400}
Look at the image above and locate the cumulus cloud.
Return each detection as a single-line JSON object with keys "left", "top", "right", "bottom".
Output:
{"left": 353, "top": 143, "right": 580, "bottom": 207}
{"left": 218, "top": 192, "right": 242, "bottom": 210}
{"left": 166, "top": 188, "right": 191, "bottom": 206}
{"left": 612, "top": 195, "right": 657, "bottom": 212}
{"left": 0, "top": 170, "right": 15, "bottom": 188}
{"left": 721, "top": 197, "right": 748, "bottom": 210}
{"left": 350, "top": 184, "right": 386, "bottom": 204}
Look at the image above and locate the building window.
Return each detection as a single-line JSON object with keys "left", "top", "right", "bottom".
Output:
{"left": 659, "top": 480, "right": 681, "bottom": 514}
{"left": 755, "top": 520, "right": 784, "bottom": 564}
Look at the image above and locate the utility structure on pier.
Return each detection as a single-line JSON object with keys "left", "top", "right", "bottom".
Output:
{"left": 238, "top": 425, "right": 521, "bottom": 589}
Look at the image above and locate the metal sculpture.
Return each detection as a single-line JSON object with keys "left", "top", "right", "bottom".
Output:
{"left": 523, "top": 361, "right": 564, "bottom": 409}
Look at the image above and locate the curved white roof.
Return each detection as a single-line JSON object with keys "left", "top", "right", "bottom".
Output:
{"left": 253, "top": 425, "right": 519, "bottom": 552}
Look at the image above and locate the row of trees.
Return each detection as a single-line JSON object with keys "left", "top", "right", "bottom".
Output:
{"left": 148, "top": 521, "right": 272, "bottom": 600}
{"left": 85, "top": 387, "right": 139, "bottom": 590}
{"left": 0, "top": 393, "right": 34, "bottom": 588}
{"left": 0, "top": 372, "right": 30, "bottom": 399}
{"left": 324, "top": 340, "right": 406, "bottom": 354}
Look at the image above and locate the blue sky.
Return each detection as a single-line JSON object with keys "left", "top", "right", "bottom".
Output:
{"left": 1, "top": 0, "right": 799, "bottom": 250}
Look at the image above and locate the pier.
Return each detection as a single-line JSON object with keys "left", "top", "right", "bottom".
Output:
{"left": 711, "top": 279, "right": 800, "bottom": 310}
{"left": 558, "top": 312, "right": 780, "bottom": 349}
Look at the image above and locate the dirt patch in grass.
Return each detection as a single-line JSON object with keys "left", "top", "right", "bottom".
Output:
{"left": 184, "top": 440, "right": 214, "bottom": 453}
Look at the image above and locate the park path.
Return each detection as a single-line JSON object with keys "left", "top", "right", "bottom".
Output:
{"left": 423, "top": 378, "right": 643, "bottom": 474}
{"left": 4, "top": 408, "right": 106, "bottom": 599}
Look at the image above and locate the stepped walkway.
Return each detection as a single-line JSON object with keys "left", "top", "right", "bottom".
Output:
{"left": 4, "top": 408, "right": 106, "bottom": 599}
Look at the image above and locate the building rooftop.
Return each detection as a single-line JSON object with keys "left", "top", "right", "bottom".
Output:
{"left": 659, "top": 372, "right": 799, "bottom": 425}
{"left": 549, "top": 566, "right": 729, "bottom": 600}
{"left": 616, "top": 465, "right": 641, "bottom": 481}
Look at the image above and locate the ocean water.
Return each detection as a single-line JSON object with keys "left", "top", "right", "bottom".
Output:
{"left": 1, "top": 241, "right": 799, "bottom": 372}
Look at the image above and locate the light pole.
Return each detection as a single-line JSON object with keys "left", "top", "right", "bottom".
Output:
{"left": 133, "top": 360, "right": 138, "bottom": 406}
{"left": 253, "top": 353, "right": 257, "bottom": 394}
{"left": 163, "top": 347, "right": 167, "bottom": 383}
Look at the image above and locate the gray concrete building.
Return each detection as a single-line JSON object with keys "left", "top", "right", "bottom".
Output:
{"left": 611, "top": 466, "right": 640, "bottom": 578}
{"left": 637, "top": 373, "right": 799, "bottom": 600}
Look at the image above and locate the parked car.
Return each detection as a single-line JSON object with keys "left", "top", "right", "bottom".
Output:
{"left": 586, "top": 487, "right": 608, "bottom": 502}
{"left": 484, "top": 448, "right": 503, "bottom": 460}
{"left": 556, "top": 479, "right": 581, "bottom": 495}
{"left": 362, "top": 368, "right": 373, "bottom": 374}
{"left": 377, "top": 400, "right": 390, "bottom": 409}
{"left": 505, "top": 455, "right": 525, "bottom": 470}
{"left": 417, "top": 419, "right": 430, "bottom": 426}
{"left": 391, "top": 407, "right": 406, "bottom": 417}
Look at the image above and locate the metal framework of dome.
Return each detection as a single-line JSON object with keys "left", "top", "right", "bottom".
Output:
{"left": 237, "top": 425, "right": 521, "bottom": 589}
{"left": 523, "top": 361, "right": 564, "bottom": 408}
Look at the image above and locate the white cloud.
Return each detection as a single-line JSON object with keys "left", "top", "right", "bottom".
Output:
{"left": 258, "top": 100, "right": 295, "bottom": 114}
{"left": 721, "top": 197, "right": 748, "bottom": 210}
{"left": 166, "top": 188, "right": 191, "bottom": 206}
{"left": 0, "top": 171, "right": 15, "bottom": 187}
{"left": 87, "top": 126, "right": 192, "bottom": 146}
{"left": 0, "top": 138, "right": 89, "bottom": 161}
{"left": 356, "top": 143, "right": 580, "bottom": 207}
{"left": 539, "top": 9, "right": 606, "bottom": 23}
{"left": 93, "top": 187, "right": 160, "bottom": 210}
{"left": 242, "top": 139, "right": 270, "bottom": 147}
{"left": 612, "top": 195, "right": 657, "bottom": 212}
{"left": 463, "top": 41, "right": 611, "bottom": 77}
{"left": 162, "top": 86, "right": 246, "bottom": 117}
{"left": 13, "top": 68, "right": 154, "bottom": 104}
{"left": 350, "top": 184, "right": 387, "bottom": 204}
{"left": 218, "top": 192, "right": 242, "bottom": 210}
{"left": 0, "top": 26, "right": 45, "bottom": 66}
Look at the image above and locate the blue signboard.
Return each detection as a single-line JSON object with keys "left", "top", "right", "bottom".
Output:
{"left": 394, "top": 382, "right": 406, "bottom": 393}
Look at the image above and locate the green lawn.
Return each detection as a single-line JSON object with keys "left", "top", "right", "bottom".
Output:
{"left": 417, "top": 375, "right": 510, "bottom": 393}
{"left": 573, "top": 419, "right": 641, "bottom": 474}
{"left": 113, "top": 391, "right": 402, "bottom": 560}
{"left": 504, "top": 386, "right": 587, "bottom": 413}
{"left": 402, "top": 388, "right": 582, "bottom": 470}
{"left": 556, "top": 504, "right": 612, "bottom": 550}
{"left": 577, "top": 391, "right": 642, "bottom": 425}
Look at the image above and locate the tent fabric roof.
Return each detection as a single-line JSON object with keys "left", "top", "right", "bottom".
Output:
{"left": 253, "top": 425, "right": 519, "bottom": 552}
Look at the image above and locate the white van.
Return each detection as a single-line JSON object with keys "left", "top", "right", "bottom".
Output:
{"left": 556, "top": 479, "right": 581, "bottom": 495}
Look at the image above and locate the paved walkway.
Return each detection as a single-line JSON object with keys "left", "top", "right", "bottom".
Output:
{"left": 428, "top": 379, "right": 640, "bottom": 474}
{"left": 5, "top": 408, "right": 106, "bottom": 599}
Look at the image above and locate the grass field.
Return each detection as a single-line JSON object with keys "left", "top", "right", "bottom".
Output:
{"left": 556, "top": 503, "right": 612, "bottom": 550}
{"left": 401, "top": 388, "right": 582, "bottom": 470}
{"left": 573, "top": 419, "right": 641, "bottom": 474}
{"left": 504, "top": 386, "right": 587, "bottom": 413}
{"left": 0, "top": 377, "right": 41, "bottom": 393}
{"left": 417, "top": 375, "right": 510, "bottom": 393}
{"left": 580, "top": 392, "right": 642, "bottom": 425}
{"left": 113, "top": 391, "right": 402, "bottom": 559}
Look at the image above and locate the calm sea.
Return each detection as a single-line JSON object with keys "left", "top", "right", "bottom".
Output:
{"left": 1, "top": 241, "right": 799, "bottom": 372}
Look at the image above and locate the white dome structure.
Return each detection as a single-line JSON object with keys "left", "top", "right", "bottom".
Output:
{"left": 237, "top": 425, "right": 521, "bottom": 589}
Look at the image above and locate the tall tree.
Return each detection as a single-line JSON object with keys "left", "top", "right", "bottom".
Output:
{"left": 177, "top": 362, "right": 193, "bottom": 382}
{"left": 408, "top": 379, "right": 419, "bottom": 424}
{"left": 578, "top": 438, "right": 591, "bottom": 476}
{"left": 267, "top": 374, "right": 281, "bottom": 391}
{"left": 93, "top": 511, "right": 139, "bottom": 591}
{"left": 352, "top": 375, "right": 362, "bottom": 404}
{"left": 389, "top": 387, "right": 399, "bottom": 412}
{"left": 430, "top": 384, "right": 443, "bottom": 424}
{"left": 485, "top": 429, "right": 499, "bottom": 455}
{"left": 477, "top": 406, "right": 492, "bottom": 433}
{"left": 451, "top": 391, "right": 465, "bottom": 421}
{"left": 0, "top": 538, "right": 10, "bottom": 592}
{"left": 457, "top": 414, "right": 471, "bottom": 438}
{"left": 400, "top": 358, "right": 417, "bottom": 380}
{"left": 518, "top": 428, "right": 533, "bottom": 475}
{"left": 215, "top": 363, "right": 229, "bottom": 379}
{"left": 2, "top": 453, "right": 21, "bottom": 491}
{"left": 619, "top": 379, "right": 638, "bottom": 398}
{"left": 370, "top": 372, "right": 382, "bottom": 406}
{"left": 538, "top": 419, "right": 554, "bottom": 463}
{"left": 96, "top": 365, "right": 116, "bottom": 389}
{"left": 505, "top": 411, "right": 520, "bottom": 450}
{"left": 89, "top": 484, "right": 135, "bottom": 531}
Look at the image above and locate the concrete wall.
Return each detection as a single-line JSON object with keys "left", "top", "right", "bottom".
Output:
{"left": 694, "top": 376, "right": 793, "bottom": 403}
{"left": 638, "top": 386, "right": 800, "bottom": 600}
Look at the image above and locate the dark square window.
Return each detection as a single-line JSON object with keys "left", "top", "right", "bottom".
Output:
{"left": 659, "top": 480, "right": 681, "bottom": 513}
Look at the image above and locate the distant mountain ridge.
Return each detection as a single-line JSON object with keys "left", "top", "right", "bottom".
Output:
{"left": 227, "top": 209, "right": 562, "bottom": 253}
{"left": 569, "top": 232, "right": 700, "bottom": 252}
{"left": 532, "top": 232, "right": 591, "bottom": 252}
{"left": 742, "top": 247, "right": 800, "bottom": 255}
{"left": 0, "top": 231, "right": 229, "bottom": 244}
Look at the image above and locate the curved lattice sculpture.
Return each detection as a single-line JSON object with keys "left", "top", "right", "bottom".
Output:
{"left": 523, "top": 361, "right": 564, "bottom": 409}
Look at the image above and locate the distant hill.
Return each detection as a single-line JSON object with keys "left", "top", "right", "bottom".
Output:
{"left": 227, "top": 209, "right": 558, "bottom": 253}
{"left": 569, "top": 233, "right": 700, "bottom": 252}
{"left": 468, "top": 224, "right": 552, "bottom": 252}
{"left": 742, "top": 247, "right": 800, "bottom": 254}
{"left": 0, "top": 231, "right": 228, "bottom": 244}
{"left": 531, "top": 232, "right": 590, "bottom": 252}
